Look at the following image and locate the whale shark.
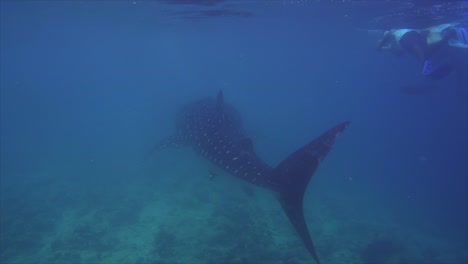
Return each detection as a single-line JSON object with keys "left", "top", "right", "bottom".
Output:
{"left": 150, "top": 91, "right": 350, "bottom": 264}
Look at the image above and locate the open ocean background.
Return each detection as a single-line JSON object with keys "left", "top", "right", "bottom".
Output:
{"left": 1, "top": 1, "right": 467, "bottom": 264}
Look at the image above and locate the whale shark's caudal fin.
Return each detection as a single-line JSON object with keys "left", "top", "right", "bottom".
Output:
{"left": 274, "top": 121, "right": 350, "bottom": 264}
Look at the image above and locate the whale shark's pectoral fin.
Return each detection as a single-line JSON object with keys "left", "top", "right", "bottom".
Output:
{"left": 145, "top": 135, "right": 186, "bottom": 159}
{"left": 216, "top": 90, "right": 224, "bottom": 111}
{"left": 237, "top": 137, "right": 258, "bottom": 160}
{"left": 239, "top": 138, "right": 254, "bottom": 152}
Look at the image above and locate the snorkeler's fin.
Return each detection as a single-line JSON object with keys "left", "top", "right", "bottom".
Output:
{"left": 422, "top": 60, "right": 433, "bottom": 75}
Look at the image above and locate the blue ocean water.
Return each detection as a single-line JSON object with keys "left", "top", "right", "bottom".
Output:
{"left": 1, "top": 1, "right": 467, "bottom": 264}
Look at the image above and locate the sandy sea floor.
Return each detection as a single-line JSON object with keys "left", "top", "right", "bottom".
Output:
{"left": 1, "top": 150, "right": 467, "bottom": 264}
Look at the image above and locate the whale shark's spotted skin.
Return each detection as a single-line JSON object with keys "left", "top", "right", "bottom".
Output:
{"left": 176, "top": 97, "right": 279, "bottom": 189}
{"left": 151, "top": 91, "right": 350, "bottom": 264}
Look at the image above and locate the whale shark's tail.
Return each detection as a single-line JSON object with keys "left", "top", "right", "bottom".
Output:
{"left": 273, "top": 121, "right": 350, "bottom": 264}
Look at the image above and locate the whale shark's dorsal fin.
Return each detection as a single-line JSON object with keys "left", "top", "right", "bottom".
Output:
{"left": 216, "top": 90, "right": 224, "bottom": 112}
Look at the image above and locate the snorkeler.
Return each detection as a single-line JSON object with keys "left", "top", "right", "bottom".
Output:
{"left": 378, "top": 23, "right": 468, "bottom": 79}
{"left": 377, "top": 28, "right": 432, "bottom": 74}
